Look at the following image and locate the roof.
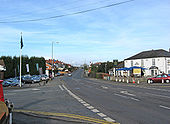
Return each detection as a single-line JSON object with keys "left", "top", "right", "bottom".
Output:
{"left": 125, "top": 49, "right": 170, "bottom": 60}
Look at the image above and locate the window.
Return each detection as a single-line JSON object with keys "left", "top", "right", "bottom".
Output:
{"left": 156, "top": 75, "right": 161, "bottom": 78}
{"left": 168, "top": 70, "right": 170, "bottom": 74}
{"left": 141, "top": 59, "right": 144, "bottom": 67}
{"left": 131, "top": 61, "right": 133, "bottom": 67}
{"left": 162, "top": 75, "right": 167, "bottom": 78}
{"left": 152, "top": 59, "right": 155, "bottom": 66}
{"left": 167, "top": 60, "right": 170, "bottom": 66}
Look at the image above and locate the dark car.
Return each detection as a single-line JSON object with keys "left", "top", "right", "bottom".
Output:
{"left": 147, "top": 74, "right": 170, "bottom": 83}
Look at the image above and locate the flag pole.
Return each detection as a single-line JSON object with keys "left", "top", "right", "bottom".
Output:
{"left": 20, "top": 32, "right": 22, "bottom": 87}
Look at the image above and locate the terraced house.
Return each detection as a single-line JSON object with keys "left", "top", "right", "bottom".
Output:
{"left": 124, "top": 49, "right": 170, "bottom": 76}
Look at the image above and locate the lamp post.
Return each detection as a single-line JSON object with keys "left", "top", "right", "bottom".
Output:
{"left": 52, "top": 41, "right": 59, "bottom": 78}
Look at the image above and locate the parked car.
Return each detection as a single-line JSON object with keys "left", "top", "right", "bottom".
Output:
{"left": 40, "top": 74, "right": 49, "bottom": 81}
{"left": 22, "top": 76, "right": 34, "bottom": 84}
{"left": 147, "top": 74, "right": 170, "bottom": 83}
{"left": 2, "top": 81, "right": 11, "bottom": 87}
{"left": 31, "top": 76, "right": 41, "bottom": 83}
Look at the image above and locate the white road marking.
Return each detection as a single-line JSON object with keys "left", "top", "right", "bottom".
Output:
{"left": 130, "top": 97, "right": 140, "bottom": 101}
{"left": 101, "top": 86, "right": 108, "bottom": 89}
{"left": 83, "top": 103, "right": 90, "bottom": 106}
{"left": 59, "top": 85, "right": 64, "bottom": 91}
{"left": 114, "top": 93, "right": 128, "bottom": 98}
{"left": 62, "top": 84, "right": 116, "bottom": 123}
{"left": 32, "top": 88, "right": 40, "bottom": 91}
{"left": 77, "top": 99, "right": 83, "bottom": 102}
{"left": 104, "top": 117, "right": 115, "bottom": 122}
{"left": 120, "top": 91, "right": 136, "bottom": 96}
{"left": 97, "top": 113, "right": 107, "bottom": 117}
{"left": 87, "top": 106, "right": 94, "bottom": 109}
{"left": 145, "top": 93, "right": 170, "bottom": 99}
{"left": 91, "top": 109, "right": 99, "bottom": 113}
{"left": 159, "top": 105, "right": 170, "bottom": 110}
{"left": 80, "top": 101, "right": 86, "bottom": 104}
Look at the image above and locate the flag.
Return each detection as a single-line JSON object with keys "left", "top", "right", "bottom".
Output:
{"left": 20, "top": 33, "right": 23, "bottom": 49}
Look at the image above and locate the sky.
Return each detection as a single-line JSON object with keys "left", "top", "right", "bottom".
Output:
{"left": 0, "top": 0, "right": 170, "bottom": 66}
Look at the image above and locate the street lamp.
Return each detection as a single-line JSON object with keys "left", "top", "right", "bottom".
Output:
{"left": 52, "top": 41, "right": 59, "bottom": 78}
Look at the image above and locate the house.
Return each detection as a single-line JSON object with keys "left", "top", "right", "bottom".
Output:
{"left": 45, "top": 63, "right": 52, "bottom": 76}
{"left": 109, "top": 61, "right": 124, "bottom": 76}
{"left": 124, "top": 49, "right": 170, "bottom": 76}
{"left": 0, "top": 60, "right": 6, "bottom": 79}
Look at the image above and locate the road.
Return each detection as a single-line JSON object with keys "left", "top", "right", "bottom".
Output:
{"left": 62, "top": 69, "right": 170, "bottom": 124}
{"left": 4, "top": 69, "right": 170, "bottom": 124}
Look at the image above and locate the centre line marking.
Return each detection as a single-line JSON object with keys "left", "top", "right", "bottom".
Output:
{"left": 159, "top": 105, "right": 170, "bottom": 110}
{"left": 59, "top": 85, "right": 64, "bottom": 91}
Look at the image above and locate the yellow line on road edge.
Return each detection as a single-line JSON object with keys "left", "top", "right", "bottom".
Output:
{"left": 14, "top": 109, "right": 118, "bottom": 124}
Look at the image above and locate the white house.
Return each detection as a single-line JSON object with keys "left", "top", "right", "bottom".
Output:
{"left": 124, "top": 49, "right": 170, "bottom": 76}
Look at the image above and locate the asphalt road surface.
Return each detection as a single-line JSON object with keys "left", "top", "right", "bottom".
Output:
{"left": 62, "top": 69, "right": 170, "bottom": 124}
{"left": 4, "top": 69, "right": 170, "bottom": 124}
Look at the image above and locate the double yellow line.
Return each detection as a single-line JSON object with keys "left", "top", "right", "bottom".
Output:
{"left": 14, "top": 109, "right": 118, "bottom": 124}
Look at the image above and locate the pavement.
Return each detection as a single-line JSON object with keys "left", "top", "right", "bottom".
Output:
{"left": 3, "top": 69, "right": 170, "bottom": 124}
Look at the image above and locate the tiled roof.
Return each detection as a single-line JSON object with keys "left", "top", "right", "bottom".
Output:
{"left": 125, "top": 49, "right": 170, "bottom": 60}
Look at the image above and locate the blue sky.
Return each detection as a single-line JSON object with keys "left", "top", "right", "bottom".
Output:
{"left": 0, "top": 0, "right": 170, "bottom": 66}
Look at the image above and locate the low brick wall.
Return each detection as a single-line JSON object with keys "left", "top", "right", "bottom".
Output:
{"left": 104, "top": 76, "right": 148, "bottom": 84}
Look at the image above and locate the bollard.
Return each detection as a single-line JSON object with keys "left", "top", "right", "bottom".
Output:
{"left": 137, "top": 80, "right": 140, "bottom": 84}
{"left": 122, "top": 78, "right": 124, "bottom": 82}
{"left": 162, "top": 79, "right": 164, "bottom": 83}
{"left": 127, "top": 79, "right": 129, "bottom": 83}
{"left": 133, "top": 79, "right": 135, "bottom": 84}
{"left": 116, "top": 78, "right": 117, "bottom": 82}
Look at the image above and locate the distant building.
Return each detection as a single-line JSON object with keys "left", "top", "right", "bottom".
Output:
{"left": 124, "top": 49, "right": 170, "bottom": 76}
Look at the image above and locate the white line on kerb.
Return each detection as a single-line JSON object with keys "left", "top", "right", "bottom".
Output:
{"left": 104, "top": 117, "right": 115, "bottom": 122}
{"left": 159, "top": 105, "right": 170, "bottom": 110}
{"left": 59, "top": 85, "right": 64, "bottom": 91}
